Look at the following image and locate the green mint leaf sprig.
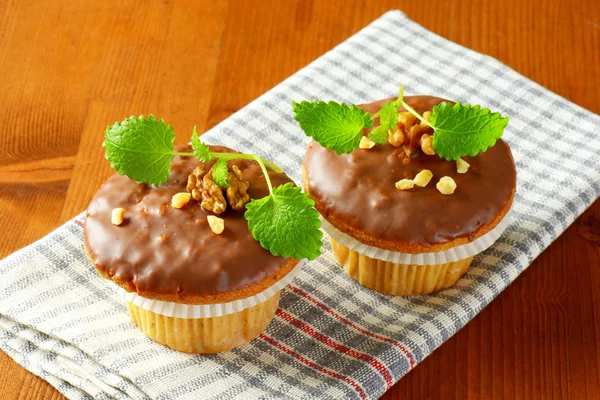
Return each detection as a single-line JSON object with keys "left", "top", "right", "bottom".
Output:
{"left": 104, "top": 115, "right": 175, "bottom": 186}
{"left": 292, "top": 101, "right": 372, "bottom": 155}
{"left": 191, "top": 126, "right": 212, "bottom": 162}
{"left": 103, "top": 115, "right": 322, "bottom": 260}
{"left": 428, "top": 102, "right": 509, "bottom": 160}
{"left": 246, "top": 182, "right": 322, "bottom": 260}
{"left": 398, "top": 91, "right": 509, "bottom": 160}
{"left": 368, "top": 101, "right": 398, "bottom": 144}
{"left": 212, "top": 159, "right": 230, "bottom": 188}
{"left": 292, "top": 85, "right": 508, "bottom": 160}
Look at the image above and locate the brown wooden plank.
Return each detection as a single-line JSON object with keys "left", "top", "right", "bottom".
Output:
{"left": 0, "top": 0, "right": 599, "bottom": 399}
{"left": 58, "top": 0, "right": 229, "bottom": 222}
{"left": 0, "top": 350, "right": 65, "bottom": 400}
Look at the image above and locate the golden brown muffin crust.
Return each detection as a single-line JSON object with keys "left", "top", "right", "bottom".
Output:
{"left": 302, "top": 96, "right": 517, "bottom": 254}
{"left": 85, "top": 145, "right": 299, "bottom": 304}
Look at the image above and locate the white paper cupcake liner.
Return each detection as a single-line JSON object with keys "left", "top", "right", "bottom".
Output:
{"left": 321, "top": 209, "right": 512, "bottom": 265}
{"left": 110, "top": 260, "right": 306, "bottom": 319}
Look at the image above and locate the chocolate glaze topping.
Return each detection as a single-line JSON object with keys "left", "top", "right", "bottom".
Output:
{"left": 85, "top": 146, "right": 292, "bottom": 297}
{"left": 304, "top": 96, "right": 517, "bottom": 247}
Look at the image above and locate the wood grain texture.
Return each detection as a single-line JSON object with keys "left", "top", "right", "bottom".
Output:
{"left": 0, "top": 0, "right": 598, "bottom": 399}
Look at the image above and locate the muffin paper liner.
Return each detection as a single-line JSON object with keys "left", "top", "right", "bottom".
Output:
{"left": 126, "top": 293, "right": 280, "bottom": 353}
{"left": 321, "top": 209, "right": 512, "bottom": 265}
{"left": 110, "top": 260, "right": 306, "bottom": 319}
{"left": 330, "top": 237, "right": 474, "bottom": 295}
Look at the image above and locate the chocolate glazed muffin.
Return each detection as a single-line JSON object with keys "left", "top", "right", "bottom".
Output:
{"left": 303, "top": 96, "right": 516, "bottom": 296}
{"left": 85, "top": 145, "right": 299, "bottom": 353}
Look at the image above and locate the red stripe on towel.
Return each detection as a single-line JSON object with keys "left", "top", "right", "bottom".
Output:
{"left": 288, "top": 284, "right": 415, "bottom": 369}
{"left": 259, "top": 333, "right": 367, "bottom": 399}
{"left": 276, "top": 308, "right": 394, "bottom": 390}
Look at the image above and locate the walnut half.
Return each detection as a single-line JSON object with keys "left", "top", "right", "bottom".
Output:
{"left": 186, "top": 162, "right": 250, "bottom": 214}
{"left": 187, "top": 166, "right": 207, "bottom": 202}
{"left": 200, "top": 170, "right": 227, "bottom": 214}
{"left": 226, "top": 165, "right": 250, "bottom": 210}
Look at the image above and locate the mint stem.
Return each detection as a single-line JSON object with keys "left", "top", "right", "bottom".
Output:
{"left": 394, "top": 86, "right": 404, "bottom": 107}
{"left": 400, "top": 100, "right": 433, "bottom": 128}
{"left": 173, "top": 151, "right": 283, "bottom": 174}
{"left": 372, "top": 86, "right": 406, "bottom": 121}
{"left": 252, "top": 155, "right": 274, "bottom": 195}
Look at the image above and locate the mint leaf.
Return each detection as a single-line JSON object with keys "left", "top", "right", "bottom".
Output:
{"left": 245, "top": 183, "right": 323, "bottom": 260}
{"left": 212, "top": 159, "right": 229, "bottom": 188}
{"left": 379, "top": 100, "right": 399, "bottom": 128}
{"left": 103, "top": 115, "right": 175, "bottom": 186}
{"left": 368, "top": 101, "right": 398, "bottom": 144}
{"left": 102, "top": 115, "right": 323, "bottom": 260}
{"left": 368, "top": 125, "right": 389, "bottom": 144}
{"left": 191, "top": 126, "right": 212, "bottom": 162}
{"left": 430, "top": 102, "right": 509, "bottom": 160}
{"left": 292, "top": 100, "right": 373, "bottom": 155}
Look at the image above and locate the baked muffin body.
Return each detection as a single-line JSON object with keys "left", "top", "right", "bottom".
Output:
{"left": 86, "top": 145, "right": 297, "bottom": 304}
{"left": 303, "top": 96, "right": 516, "bottom": 253}
{"left": 85, "top": 145, "right": 300, "bottom": 352}
{"left": 302, "top": 96, "right": 517, "bottom": 295}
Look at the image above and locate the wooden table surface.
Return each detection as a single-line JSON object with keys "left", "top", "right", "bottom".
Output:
{"left": 1, "top": 0, "right": 599, "bottom": 399}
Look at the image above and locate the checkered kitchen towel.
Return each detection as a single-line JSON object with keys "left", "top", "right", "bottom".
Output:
{"left": 1, "top": 10, "right": 599, "bottom": 400}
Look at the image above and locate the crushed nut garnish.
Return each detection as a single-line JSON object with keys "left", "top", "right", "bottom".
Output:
{"left": 226, "top": 165, "right": 250, "bottom": 210}
{"left": 456, "top": 158, "right": 470, "bottom": 174}
{"left": 187, "top": 161, "right": 251, "bottom": 214}
{"left": 207, "top": 215, "right": 225, "bottom": 234}
{"left": 397, "top": 111, "right": 416, "bottom": 128}
{"left": 392, "top": 110, "right": 438, "bottom": 157}
{"left": 111, "top": 208, "right": 125, "bottom": 225}
{"left": 419, "top": 134, "right": 435, "bottom": 155}
{"left": 388, "top": 126, "right": 405, "bottom": 147}
{"left": 200, "top": 170, "right": 227, "bottom": 214}
{"left": 187, "top": 166, "right": 207, "bottom": 202}
{"left": 395, "top": 179, "right": 415, "bottom": 191}
{"left": 436, "top": 176, "right": 457, "bottom": 195}
{"left": 171, "top": 192, "right": 191, "bottom": 209}
{"left": 413, "top": 169, "right": 433, "bottom": 187}
{"left": 359, "top": 136, "right": 376, "bottom": 149}
{"left": 405, "top": 123, "right": 430, "bottom": 156}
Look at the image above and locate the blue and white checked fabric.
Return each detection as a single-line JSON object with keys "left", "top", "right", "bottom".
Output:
{"left": 1, "top": 10, "right": 599, "bottom": 400}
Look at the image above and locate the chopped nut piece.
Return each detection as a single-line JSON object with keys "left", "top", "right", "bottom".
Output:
{"left": 111, "top": 208, "right": 125, "bottom": 225}
{"left": 201, "top": 170, "right": 227, "bottom": 214}
{"left": 436, "top": 176, "right": 457, "bottom": 195}
{"left": 456, "top": 158, "right": 470, "bottom": 174}
{"left": 420, "top": 134, "right": 435, "bottom": 155}
{"left": 207, "top": 215, "right": 225, "bottom": 234}
{"left": 359, "top": 136, "right": 376, "bottom": 149}
{"left": 395, "top": 179, "right": 415, "bottom": 191}
{"left": 397, "top": 112, "right": 416, "bottom": 128}
{"left": 396, "top": 109, "right": 439, "bottom": 156}
{"left": 171, "top": 192, "right": 191, "bottom": 209}
{"left": 188, "top": 162, "right": 252, "bottom": 214}
{"left": 388, "top": 126, "right": 405, "bottom": 147}
{"left": 187, "top": 166, "right": 207, "bottom": 202}
{"left": 413, "top": 169, "right": 433, "bottom": 187}
{"left": 226, "top": 165, "right": 250, "bottom": 210}
{"left": 406, "top": 124, "right": 431, "bottom": 155}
